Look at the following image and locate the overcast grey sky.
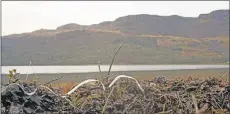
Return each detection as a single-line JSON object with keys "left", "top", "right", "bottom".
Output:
{"left": 2, "top": 1, "right": 229, "bottom": 36}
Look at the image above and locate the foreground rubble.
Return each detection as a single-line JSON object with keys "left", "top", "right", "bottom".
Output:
{"left": 1, "top": 76, "right": 230, "bottom": 114}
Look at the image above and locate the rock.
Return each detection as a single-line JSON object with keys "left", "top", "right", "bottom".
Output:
{"left": 9, "top": 103, "right": 23, "bottom": 114}
{"left": 1, "top": 83, "right": 59, "bottom": 113}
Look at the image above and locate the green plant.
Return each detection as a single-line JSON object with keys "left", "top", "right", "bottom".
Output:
{"left": 7, "top": 69, "right": 19, "bottom": 83}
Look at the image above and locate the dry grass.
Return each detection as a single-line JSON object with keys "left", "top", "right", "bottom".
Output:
{"left": 52, "top": 82, "right": 77, "bottom": 95}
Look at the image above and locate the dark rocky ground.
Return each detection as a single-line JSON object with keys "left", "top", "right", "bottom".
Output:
{"left": 1, "top": 75, "right": 230, "bottom": 114}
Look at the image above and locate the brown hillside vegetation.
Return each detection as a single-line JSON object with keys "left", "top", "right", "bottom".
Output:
{"left": 2, "top": 10, "right": 229, "bottom": 65}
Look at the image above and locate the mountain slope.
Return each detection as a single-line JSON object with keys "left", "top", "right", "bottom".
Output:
{"left": 91, "top": 10, "right": 229, "bottom": 38}
{"left": 2, "top": 10, "right": 229, "bottom": 65}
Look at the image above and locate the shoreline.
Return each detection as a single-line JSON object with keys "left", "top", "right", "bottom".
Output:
{"left": 1, "top": 69, "right": 229, "bottom": 85}
{"left": 1, "top": 65, "right": 229, "bottom": 74}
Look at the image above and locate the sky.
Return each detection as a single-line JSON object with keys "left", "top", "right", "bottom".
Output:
{"left": 2, "top": 1, "right": 229, "bottom": 36}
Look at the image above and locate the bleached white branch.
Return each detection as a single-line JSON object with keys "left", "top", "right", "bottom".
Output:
{"left": 109, "top": 75, "right": 144, "bottom": 92}
{"left": 1, "top": 83, "right": 59, "bottom": 96}
{"left": 66, "top": 79, "right": 105, "bottom": 96}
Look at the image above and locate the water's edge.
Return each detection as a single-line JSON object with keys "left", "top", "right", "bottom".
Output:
{"left": 1, "top": 65, "right": 229, "bottom": 74}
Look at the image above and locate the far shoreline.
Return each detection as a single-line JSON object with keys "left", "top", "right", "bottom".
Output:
{"left": 1, "top": 62, "right": 229, "bottom": 66}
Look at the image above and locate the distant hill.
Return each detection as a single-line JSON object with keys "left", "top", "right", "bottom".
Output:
{"left": 2, "top": 10, "right": 229, "bottom": 65}
{"left": 93, "top": 10, "right": 229, "bottom": 38}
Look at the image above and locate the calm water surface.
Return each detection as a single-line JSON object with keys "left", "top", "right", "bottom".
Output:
{"left": 1, "top": 65, "right": 229, "bottom": 74}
